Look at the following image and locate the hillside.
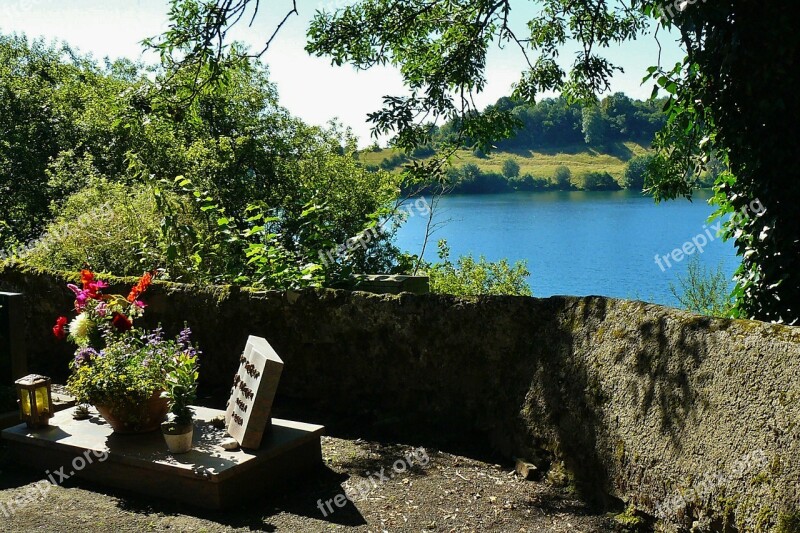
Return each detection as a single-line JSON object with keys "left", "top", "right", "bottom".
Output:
{"left": 360, "top": 141, "right": 653, "bottom": 190}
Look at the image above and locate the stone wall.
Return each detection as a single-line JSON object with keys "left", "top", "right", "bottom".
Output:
{"left": 2, "top": 264, "right": 799, "bottom": 531}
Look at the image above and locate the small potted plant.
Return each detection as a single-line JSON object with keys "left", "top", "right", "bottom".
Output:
{"left": 161, "top": 336, "right": 200, "bottom": 454}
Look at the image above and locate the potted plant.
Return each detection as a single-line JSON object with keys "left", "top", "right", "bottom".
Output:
{"left": 161, "top": 344, "right": 200, "bottom": 454}
{"left": 55, "top": 270, "right": 201, "bottom": 434}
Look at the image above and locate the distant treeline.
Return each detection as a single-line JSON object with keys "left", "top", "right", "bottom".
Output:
{"left": 436, "top": 93, "right": 667, "bottom": 151}
{"left": 364, "top": 92, "right": 723, "bottom": 194}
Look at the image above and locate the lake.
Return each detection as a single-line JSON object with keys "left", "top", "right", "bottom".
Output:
{"left": 393, "top": 190, "right": 740, "bottom": 306}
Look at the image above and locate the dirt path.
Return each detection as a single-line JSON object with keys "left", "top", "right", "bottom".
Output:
{"left": 0, "top": 436, "right": 624, "bottom": 532}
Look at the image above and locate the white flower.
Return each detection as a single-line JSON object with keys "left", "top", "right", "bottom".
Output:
{"left": 69, "top": 313, "right": 95, "bottom": 346}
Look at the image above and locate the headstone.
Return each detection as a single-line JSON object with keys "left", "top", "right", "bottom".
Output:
{"left": 0, "top": 292, "right": 26, "bottom": 384}
{"left": 224, "top": 336, "right": 283, "bottom": 449}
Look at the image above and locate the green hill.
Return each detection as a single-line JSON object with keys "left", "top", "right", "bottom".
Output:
{"left": 360, "top": 141, "right": 653, "bottom": 190}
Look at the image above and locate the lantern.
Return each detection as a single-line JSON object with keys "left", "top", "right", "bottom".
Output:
{"left": 14, "top": 374, "right": 54, "bottom": 428}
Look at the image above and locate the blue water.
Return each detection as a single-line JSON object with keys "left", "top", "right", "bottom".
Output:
{"left": 393, "top": 190, "right": 740, "bottom": 306}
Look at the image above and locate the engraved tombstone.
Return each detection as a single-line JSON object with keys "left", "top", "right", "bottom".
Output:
{"left": 224, "top": 336, "right": 283, "bottom": 449}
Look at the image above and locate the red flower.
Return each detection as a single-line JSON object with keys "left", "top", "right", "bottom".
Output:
{"left": 52, "top": 316, "right": 68, "bottom": 340}
{"left": 111, "top": 312, "right": 133, "bottom": 332}
{"left": 127, "top": 272, "right": 154, "bottom": 303}
{"left": 80, "top": 269, "right": 95, "bottom": 289}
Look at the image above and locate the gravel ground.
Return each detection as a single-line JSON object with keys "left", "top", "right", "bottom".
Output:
{"left": 0, "top": 435, "right": 626, "bottom": 532}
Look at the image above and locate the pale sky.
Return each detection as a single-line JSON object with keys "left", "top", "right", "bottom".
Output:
{"left": 0, "top": 0, "right": 684, "bottom": 146}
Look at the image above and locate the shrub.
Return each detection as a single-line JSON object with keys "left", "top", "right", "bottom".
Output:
{"left": 411, "top": 144, "right": 435, "bottom": 158}
{"left": 425, "top": 240, "right": 532, "bottom": 296}
{"left": 379, "top": 152, "right": 409, "bottom": 170}
{"left": 19, "top": 179, "right": 184, "bottom": 278}
{"left": 510, "top": 173, "right": 550, "bottom": 191}
{"left": 580, "top": 171, "right": 621, "bottom": 191}
{"left": 502, "top": 158, "right": 521, "bottom": 178}
{"left": 669, "top": 256, "right": 734, "bottom": 317}
{"left": 553, "top": 165, "right": 572, "bottom": 190}
{"left": 622, "top": 154, "right": 654, "bottom": 190}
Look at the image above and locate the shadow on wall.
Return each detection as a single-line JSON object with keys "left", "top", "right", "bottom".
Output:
{"left": 2, "top": 264, "right": 800, "bottom": 526}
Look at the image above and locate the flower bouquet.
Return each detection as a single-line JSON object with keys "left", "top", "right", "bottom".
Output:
{"left": 54, "top": 270, "right": 201, "bottom": 435}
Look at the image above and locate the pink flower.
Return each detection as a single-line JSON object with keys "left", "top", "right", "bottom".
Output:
{"left": 74, "top": 290, "right": 89, "bottom": 311}
{"left": 133, "top": 300, "right": 147, "bottom": 309}
{"left": 95, "top": 302, "right": 108, "bottom": 317}
{"left": 86, "top": 280, "right": 108, "bottom": 299}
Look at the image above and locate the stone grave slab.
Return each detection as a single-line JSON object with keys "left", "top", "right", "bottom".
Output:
{"left": 225, "top": 335, "right": 283, "bottom": 449}
{"left": 1, "top": 406, "right": 324, "bottom": 509}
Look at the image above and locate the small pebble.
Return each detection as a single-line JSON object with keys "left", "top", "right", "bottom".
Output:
{"left": 220, "top": 437, "right": 240, "bottom": 450}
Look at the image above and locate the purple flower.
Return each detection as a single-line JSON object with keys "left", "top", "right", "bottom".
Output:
{"left": 74, "top": 347, "right": 98, "bottom": 366}
{"left": 177, "top": 327, "right": 192, "bottom": 347}
{"left": 95, "top": 301, "right": 108, "bottom": 317}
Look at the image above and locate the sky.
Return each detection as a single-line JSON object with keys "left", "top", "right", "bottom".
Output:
{"left": 1, "top": 0, "right": 684, "bottom": 146}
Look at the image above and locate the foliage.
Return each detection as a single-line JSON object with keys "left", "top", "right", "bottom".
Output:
{"left": 305, "top": 1, "right": 647, "bottom": 151}
{"left": 2, "top": 33, "right": 403, "bottom": 288}
{"left": 622, "top": 154, "right": 654, "bottom": 190}
{"left": 510, "top": 173, "right": 551, "bottom": 192}
{"left": 0, "top": 35, "right": 129, "bottom": 246}
{"left": 554, "top": 165, "right": 573, "bottom": 190}
{"left": 66, "top": 328, "right": 200, "bottom": 415}
{"left": 641, "top": 1, "right": 800, "bottom": 324}
{"left": 669, "top": 256, "right": 734, "bottom": 318}
{"left": 152, "top": 0, "right": 800, "bottom": 322}
{"left": 20, "top": 180, "right": 181, "bottom": 277}
{"left": 164, "top": 333, "right": 200, "bottom": 425}
{"left": 430, "top": 94, "right": 664, "bottom": 152}
{"left": 437, "top": 160, "right": 628, "bottom": 194}
{"left": 502, "top": 158, "right": 521, "bottom": 179}
{"left": 580, "top": 171, "right": 621, "bottom": 191}
{"left": 424, "top": 240, "right": 531, "bottom": 297}
{"left": 581, "top": 106, "right": 608, "bottom": 146}
{"left": 445, "top": 164, "right": 510, "bottom": 194}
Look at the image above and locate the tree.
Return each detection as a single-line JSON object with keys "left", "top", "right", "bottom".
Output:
{"left": 502, "top": 158, "right": 521, "bottom": 179}
{"left": 643, "top": 2, "right": 800, "bottom": 324}
{"left": 1, "top": 32, "right": 404, "bottom": 287}
{"left": 581, "top": 106, "right": 608, "bottom": 146}
{"left": 580, "top": 172, "right": 620, "bottom": 191}
{"left": 623, "top": 154, "right": 654, "bottom": 190}
{"left": 154, "top": 0, "right": 800, "bottom": 323}
{"left": 553, "top": 166, "right": 573, "bottom": 190}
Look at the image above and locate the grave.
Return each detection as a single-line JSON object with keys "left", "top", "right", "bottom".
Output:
{"left": 1, "top": 336, "right": 324, "bottom": 509}
{"left": 224, "top": 335, "right": 283, "bottom": 449}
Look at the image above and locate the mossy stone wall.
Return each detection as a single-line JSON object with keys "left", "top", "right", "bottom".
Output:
{"left": 2, "top": 264, "right": 799, "bottom": 530}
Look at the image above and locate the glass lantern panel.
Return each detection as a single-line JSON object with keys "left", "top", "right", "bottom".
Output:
{"left": 20, "top": 389, "right": 32, "bottom": 416}
{"left": 35, "top": 386, "right": 50, "bottom": 415}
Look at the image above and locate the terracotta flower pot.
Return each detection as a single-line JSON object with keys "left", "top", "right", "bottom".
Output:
{"left": 94, "top": 390, "right": 169, "bottom": 434}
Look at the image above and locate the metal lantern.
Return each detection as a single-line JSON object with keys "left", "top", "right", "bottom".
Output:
{"left": 14, "top": 374, "right": 54, "bottom": 428}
